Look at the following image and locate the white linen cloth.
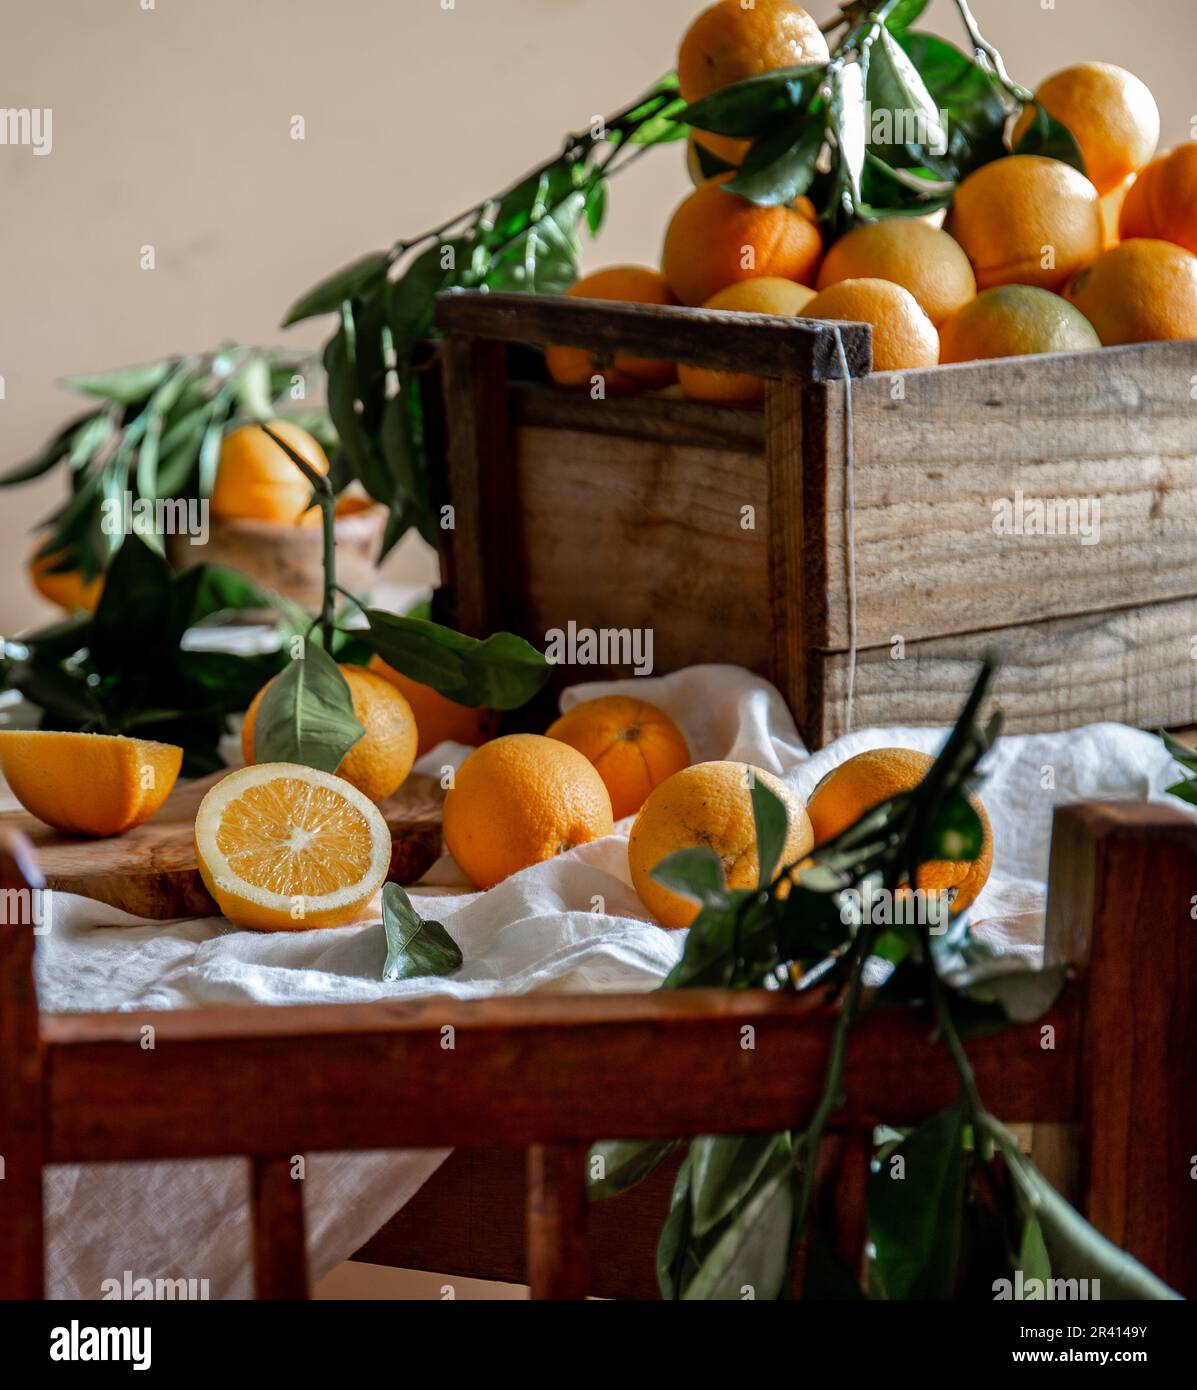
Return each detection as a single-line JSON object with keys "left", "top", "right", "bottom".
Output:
{"left": 24, "top": 665, "right": 1187, "bottom": 1298}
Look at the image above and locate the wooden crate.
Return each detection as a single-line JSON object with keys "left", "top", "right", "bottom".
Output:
{"left": 432, "top": 290, "right": 1197, "bottom": 747}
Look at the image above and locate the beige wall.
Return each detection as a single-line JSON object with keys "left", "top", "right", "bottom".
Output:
{"left": 3, "top": 0, "right": 1194, "bottom": 635}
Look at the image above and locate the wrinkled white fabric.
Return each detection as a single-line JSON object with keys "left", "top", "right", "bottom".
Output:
{"left": 24, "top": 665, "right": 1188, "bottom": 1298}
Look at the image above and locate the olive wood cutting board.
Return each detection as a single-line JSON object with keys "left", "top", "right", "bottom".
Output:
{"left": 0, "top": 770, "right": 444, "bottom": 920}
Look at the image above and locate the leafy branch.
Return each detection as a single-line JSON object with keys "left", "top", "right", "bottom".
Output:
{"left": 1, "top": 346, "right": 332, "bottom": 584}
{"left": 283, "top": 76, "right": 688, "bottom": 562}
{"left": 591, "top": 660, "right": 1178, "bottom": 1301}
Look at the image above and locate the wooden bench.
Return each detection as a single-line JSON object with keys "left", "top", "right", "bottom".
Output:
{"left": 2, "top": 799, "right": 1195, "bottom": 1299}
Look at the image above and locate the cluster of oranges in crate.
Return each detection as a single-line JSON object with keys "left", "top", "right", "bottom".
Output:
{"left": 546, "top": 0, "right": 1197, "bottom": 399}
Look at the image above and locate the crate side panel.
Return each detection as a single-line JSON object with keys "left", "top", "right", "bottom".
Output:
{"left": 808, "top": 340, "right": 1197, "bottom": 650}
{"left": 514, "top": 426, "right": 770, "bottom": 681}
{"left": 806, "top": 594, "right": 1197, "bottom": 744}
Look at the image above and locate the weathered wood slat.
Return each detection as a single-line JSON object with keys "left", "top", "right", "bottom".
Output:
{"left": 766, "top": 377, "right": 812, "bottom": 734}
{"left": 511, "top": 380, "right": 767, "bottom": 451}
{"left": 439, "top": 334, "right": 523, "bottom": 639}
{"left": 514, "top": 424, "right": 770, "bottom": 677}
{"left": 805, "top": 339, "right": 1197, "bottom": 651}
{"left": 0, "top": 832, "right": 46, "bottom": 1299}
{"left": 434, "top": 291, "right": 872, "bottom": 382}
{"left": 1043, "top": 801, "right": 1197, "bottom": 1299}
{"left": 41, "top": 989, "right": 1080, "bottom": 1164}
{"left": 251, "top": 1155, "right": 309, "bottom": 1300}
{"left": 805, "top": 593, "right": 1197, "bottom": 743}
{"left": 527, "top": 1143, "right": 590, "bottom": 1299}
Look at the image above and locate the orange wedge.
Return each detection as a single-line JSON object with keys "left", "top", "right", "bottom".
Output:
{"left": 0, "top": 730, "right": 182, "bottom": 836}
{"left": 194, "top": 762, "right": 391, "bottom": 931}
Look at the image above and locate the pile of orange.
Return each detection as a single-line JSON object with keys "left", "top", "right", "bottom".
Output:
{"left": 541, "top": 1, "right": 1196, "bottom": 394}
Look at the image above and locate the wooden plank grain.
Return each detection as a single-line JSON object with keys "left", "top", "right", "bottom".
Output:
{"left": 438, "top": 334, "right": 522, "bottom": 638}
{"left": 42, "top": 989, "right": 1081, "bottom": 1163}
{"left": 766, "top": 377, "right": 810, "bottom": 727}
{"left": 527, "top": 1143, "right": 590, "bottom": 1299}
{"left": 515, "top": 424, "right": 771, "bottom": 681}
{"left": 805, "top": 593, "right": 1197, "bottom": 744}
{"left": 0, "top": 831, "right": 46, "bottom": 1298}
{"left": 251, "top": 1155, "right": 309, "bottom": 1299}
{"left": 0, "top": 771, "right": 444, "bottom": 919}
{"left": 807, "top": 340, "right": 1197, "bottom": 650}
{"left": 434, "top": 290, "right": 872, "bottom": 382}
{"left": 1043, "top": 802, "right": 1197, "bottom": 1298}
{"left": 511, "top": 381, "right": 767, "bottom": 452}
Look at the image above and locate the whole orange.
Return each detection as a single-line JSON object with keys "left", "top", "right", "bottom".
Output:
{"left": 939, "top": 285, "right": 1099, "bottom": 364}
{"left": 211, "top": 419, "right": 330, "bottom": 524}
{"left": 944, "top": 155, "right": 1103, "bottom": 292}
{"left": 29, "top": 546, "right": 104, "bottom": 612}
{"left": 1066, "top": 238, "right": 1197, "bottom": 346}
{"left": 442, "top": 734, "right": 614, "bottom": 889}
{"left": 661, "top": 174, "right": 823, "bottom": 307}
{"left": 1011, "top": 63, "right": 1159, "bottom": 197}
{"left": 367, "top": 654, "right": 496, "bottom": 756}
{"left": 806, "top": 747, "right": 993, "bottom": 913}
{"left": 678, "top": 278, "right": 816, "bottom": 403}
{"left": 546, "top": 695, "right": 690, "bottom": 820}
{"left": 242, "top": 662, "right": 417, "bottom": 804}
{"left": 815, "top": 219, "right": 976, "bottom": 327}
{"left": 628, "top": 761, "right": 813, "bottom": 930}
{"left": 678, "top": 0, "right": 828, "bottom": 168}
{"left": 544, "top": 266, "right": 677, "bottom": 391}
{"left": 803, "top": 278, "right": 939, "bottom": 372}
{"left": 1119, "top": 142, "right": 1197, "bottom": 256}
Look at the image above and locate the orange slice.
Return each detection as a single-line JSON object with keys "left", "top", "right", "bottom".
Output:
{"left": 0, "top": 730, "right": 182, "bottom": 836}
{"left": 194, "top": 762, "right": 391, "bottom": 931}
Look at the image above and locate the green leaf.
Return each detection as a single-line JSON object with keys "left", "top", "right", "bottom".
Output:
{"left": 650, "top": 847, "right": 726, "bottom": 904}
{"left": 885, "top": 0, "right": 930, "bottom": 32}
{"left": 924, "top": 791, "right": 983, "bottom": 862}
{"left": 690, "top": 1134, "right": 785, "bottom": 1238}
{"left": 897, "top": 32, "right": 1008, "bottom": 180}
{"left": 749, "top": 777, "right": 789, "bottom": 888}
{"left": 727, "top": 110, "right": 824, "bottom": 205}
{"left": 88, "top": 533, "right": 175, "bottom": 677}
{"left": 867, "top": 26, "right": 947, "bottom": 159}
{"left": 361, "top": 609, "right": 549, "bottom": 709}
{"left": 584, "top": 179, "right": 607, "bottom": 236}
{"left": 1013, "top": 103, "right": 1087, "bottom": 176}
{"left": 1017, "top": 1211, "right": 1052, "bottom": 1284}
{"left": 252, "top": 642, "right": 364, "bottom": 772}
{"left": 986, "top": 1118, "right": 1180, "bottom": 1300}
{"left": 681, "top": 64, "right": 824, "bottom": 138}
{"left": 869, "top": 1099, "right": 966, "bottom": 1299}
{"left": 0, "top": 411, "right": 98, "bottom": 486}
{"left": 323, "top": 319, "right": 377, "bottom": 486}
{"left": 381, "top": 882, "right": 463, "bottom": 982}
{"left": 282, "top": 250, "right": 391, "bottom": 326}
{"left": 63, "top": 360, "right": 172, "bottom": 404}
{"left": 683, "top": 1148, "right": 794, "bottom": 1300}
{"left": 587, "top": 1139, "right": 676, "bottom": 1201}
{"left": 1164, "top": 776, "right": 1197, "bottom": 806}
{"left": 657, "top": 1154, "right": 694, "bottom": 1300}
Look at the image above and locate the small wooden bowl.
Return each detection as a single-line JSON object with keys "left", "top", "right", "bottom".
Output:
{"left": 167, "top": 500, "right": 387, "bottom": 609}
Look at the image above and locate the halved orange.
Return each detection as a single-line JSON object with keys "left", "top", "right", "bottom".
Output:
{"left": 194, "top": 762, "right": 391, "bottom": 930}
{"left": 0, "top": 730, "right": 181, "bottom": 836}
